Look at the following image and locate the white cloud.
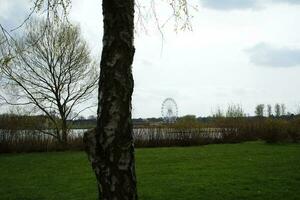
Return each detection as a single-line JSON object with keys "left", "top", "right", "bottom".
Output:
{"left": 246, "top": 43, "right": 300, "bottom": 67}
{"left": 0, "top": 0, "right": 31, "bottom": 30}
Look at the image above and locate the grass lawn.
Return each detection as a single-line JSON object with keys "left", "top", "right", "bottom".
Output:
{"left": 0, "top": 141, "right": 300, "bottom": 200}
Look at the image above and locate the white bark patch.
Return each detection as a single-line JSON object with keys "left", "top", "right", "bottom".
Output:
{"left": 107, "top": 53, "right": 121, "bottom": 67}
{"left": 119, "top": 31, "right": 131, "bottom": 47}
{"left": 109, "top": 153, "right": 114, "bottom": 162}
{"left": 97, "top": 91, "right": 103, "bottom": 120}
{"left": 110, "top": 175, "right": 118, "bottom": 192}
{"left": 103, "top": 135, "right": 115, "bottom": 149}
{"left": 103, "top": 99, "right": 119, "bottom": 138}
{"left": 118, "top": 152, "right": 131, "bottom": 170}
{"left": 103, "top": 123, "right": 118, "bottom": 138}
{"left": 115, "top": 71, "right": 126, "bottom": 87}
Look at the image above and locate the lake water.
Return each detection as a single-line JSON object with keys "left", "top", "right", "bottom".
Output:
{"left": 0, "top": 128, "right": 225, "bottom": 141}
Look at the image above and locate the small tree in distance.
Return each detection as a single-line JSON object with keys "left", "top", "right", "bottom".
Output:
{"left": 0, "top": 20, "right": 98, "bottom": 144}
{"left": 226, "top": 104, "right": 245, "bottom": 118}
{"left": 281, "top": 104, "right": 286, "bottom": 116}
{"left": 255, "top": 104, "right": 265, "bottom": 117}
{"left": 212, "top": 107, "right": 224, "bottom": 118}
{"left": 275, "top": 103, "right": 281, "bottom": 117}
{"left": 267, "top": 104, "right": 272, "bottom": 117}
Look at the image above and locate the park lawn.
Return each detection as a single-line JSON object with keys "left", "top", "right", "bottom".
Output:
{"left": 0, "top": 142, "right": 300, "bottom": 200}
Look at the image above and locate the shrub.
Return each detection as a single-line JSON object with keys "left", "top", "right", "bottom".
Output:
{"left": 1, "top": 117, "right": 299, "bottom": 153}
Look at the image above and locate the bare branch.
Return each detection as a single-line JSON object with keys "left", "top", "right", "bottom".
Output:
{"left": 1, "top": 19, "right": 97, "bottom": 142}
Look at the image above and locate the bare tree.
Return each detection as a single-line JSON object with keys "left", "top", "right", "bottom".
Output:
{"left": 275, "top": 103, "right": 281, "bottom": 117}
{"left": 0, "top": 20, "right": 98, "bottom": 144}
{"left": 255, "top": 104, "right": 265, "bottom": 117}
{"left": 281, "top": 104, "right": 286, "bottom": 116}
{"left": 226, "top": 104, "right": 245, "bottom": 118}
{"left": 212, "top": 106, "right": 224, "bottom": 118}
{"left": 267, "top": 104, "right": 272, "bottom": 117}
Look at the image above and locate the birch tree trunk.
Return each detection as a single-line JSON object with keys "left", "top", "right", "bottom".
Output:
{"left": 84, "top": 0, "right": 138, "bottom": 199}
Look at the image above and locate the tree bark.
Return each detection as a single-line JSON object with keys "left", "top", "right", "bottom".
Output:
{"left": 84, "top": 0, "right": 138, "bottom": 199}
{"left": 61, "top": 119, "right": 68, "bottom": 145}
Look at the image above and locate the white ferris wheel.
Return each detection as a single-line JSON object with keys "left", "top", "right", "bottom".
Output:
{"left": 161, "top": 98, "right": 178, "bottom": 123}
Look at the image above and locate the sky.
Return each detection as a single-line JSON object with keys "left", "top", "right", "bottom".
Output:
{"left": 1, "top": 0, "right": 300, "bottom": 118}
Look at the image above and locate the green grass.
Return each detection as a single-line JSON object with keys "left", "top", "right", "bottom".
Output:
{"left": 0, "top": 142, "right": 300, "bottom": 200}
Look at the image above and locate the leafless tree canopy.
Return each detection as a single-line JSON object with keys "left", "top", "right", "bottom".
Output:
{"left": 0, "top": 20, "right": 98, "bottom": 142}
{"left": 135, "top": 0, "right": 195, "bottom": 33}
{"left": 30, "top": 0, "right": 194, "bottom": 32}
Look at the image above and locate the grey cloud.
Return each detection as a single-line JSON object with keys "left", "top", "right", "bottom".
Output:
{"left": 199, "top": 0, "right": 259, "bottom": 10}
{"left": 272, "top": 0, "right": 300, "bottom": 4}
{"left": 199, "top": 0, "right": 300, "bottom": 10}
{"left": 246, "top": 43, "right": 300, "bottom": 68}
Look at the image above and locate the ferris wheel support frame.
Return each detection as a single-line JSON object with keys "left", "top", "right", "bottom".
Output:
{"left": 161, "top": 97, "right": 178, "bottom": 123}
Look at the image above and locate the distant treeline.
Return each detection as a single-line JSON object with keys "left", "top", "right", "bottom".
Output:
{"left": 1, "top": 114, "right": 300, "bottom": 153}
{"left": 1, "top": 114, "right": 300, "bottom": 130}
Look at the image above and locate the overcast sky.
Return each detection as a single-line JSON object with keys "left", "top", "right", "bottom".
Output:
{"left": 1, "top": 0, "right": 300, "bottom": 118}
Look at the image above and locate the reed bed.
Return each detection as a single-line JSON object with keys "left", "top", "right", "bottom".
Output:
{"left": 1, "top": 117, "right": 299, "bottom": 153}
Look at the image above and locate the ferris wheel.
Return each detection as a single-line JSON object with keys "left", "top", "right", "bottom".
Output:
{"left": 161, "top": 98, "right": 178, "bottom": 123}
